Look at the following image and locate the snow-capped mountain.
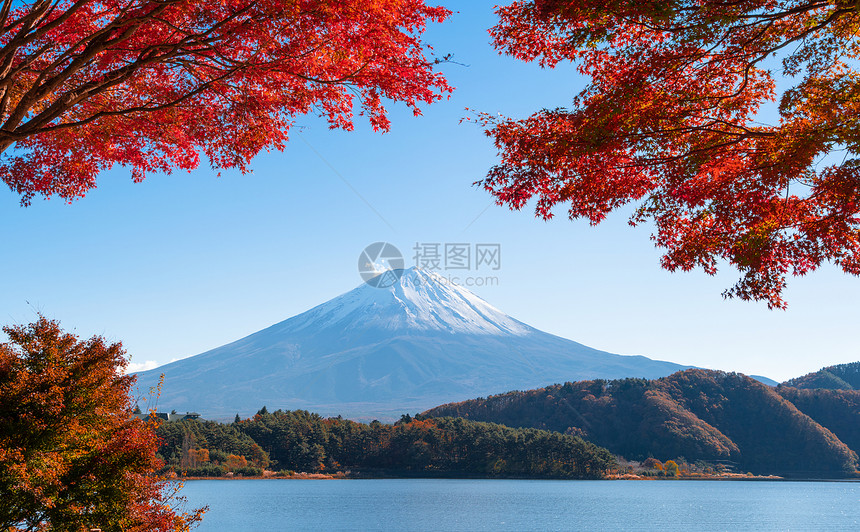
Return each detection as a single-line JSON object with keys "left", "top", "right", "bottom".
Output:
{"left": 284, "top": 268, "right": 530, "bottom": 336}
{"left": 134, "top": 268, "right": 690, "bottom": 420}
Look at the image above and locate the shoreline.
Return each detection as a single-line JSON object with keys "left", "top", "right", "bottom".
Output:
{"left": 173, "top": 472, "right": 858, "bottom": 482}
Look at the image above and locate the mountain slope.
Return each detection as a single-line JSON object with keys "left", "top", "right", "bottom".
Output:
{"left": 783, "top": 362, "right": 860, "bottom": 390}
{"left": 424, "top": 369, "right": 858, "bottom": 476}
{"left": 777, "top": 386, "right": 860, "bottom": 455}
{"left": 134, "top": 268, "right": 689, "bottom": 419}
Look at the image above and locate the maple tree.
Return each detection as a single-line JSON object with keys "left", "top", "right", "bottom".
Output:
{"left": 0, "top": 317, "right": 204, "bottom": 531}
{"left": 0, "top": 0, "right": 451, "bottom": 205}
{"left": 478, "top": 0, "right": 860, "bottom": 308}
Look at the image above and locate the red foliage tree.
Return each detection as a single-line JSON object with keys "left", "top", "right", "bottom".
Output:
{"left": 0, "top": 0, "right": 451, "bottom": 204}
{"left": 478, "top": 0, "right": 860, "bottom": 308}
{"left": 0, "top": 317, "right": 204, "bottom": 531}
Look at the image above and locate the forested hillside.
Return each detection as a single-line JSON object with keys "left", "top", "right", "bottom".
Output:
{"left": 783, "top": 362, "right": 860, "bottom": 390}
{"left": 154, "top": 410, "right": 616, "bottom": 479}
{"left": 777, "top": 387, "right": 860, "bottom": 454}
{"left": 424, "top": 369, "right": 858, "bottom": 476}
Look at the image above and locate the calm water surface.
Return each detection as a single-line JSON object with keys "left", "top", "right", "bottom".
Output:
{"left": 179, "top": 479, "right": 860, "bottom": 531}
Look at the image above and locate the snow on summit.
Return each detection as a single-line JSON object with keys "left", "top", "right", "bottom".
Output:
{"left": 288, "top": 267, "right": 531, "bottom": 336}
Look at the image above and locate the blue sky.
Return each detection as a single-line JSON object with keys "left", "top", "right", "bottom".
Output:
{"left": 2, "top": 2, "right": 858, "bottom": 382}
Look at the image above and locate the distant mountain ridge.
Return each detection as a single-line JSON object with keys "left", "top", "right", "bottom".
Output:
{"left": 134, "top": 268, "right": 690, "bottom": 419}
{"left": 424, "top": 369, "right": 859, "bottom": 476}
{"left": 783, "top": 361, "right": 860, "bottom": 390}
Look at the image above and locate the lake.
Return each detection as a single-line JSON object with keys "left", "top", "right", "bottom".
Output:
{"left": 179, "top": 478, "right": 860, "bottom": 531}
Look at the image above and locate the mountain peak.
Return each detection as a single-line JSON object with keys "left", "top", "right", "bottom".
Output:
{"left": 290, "top": 267, "right": 532, "bottom": 336}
